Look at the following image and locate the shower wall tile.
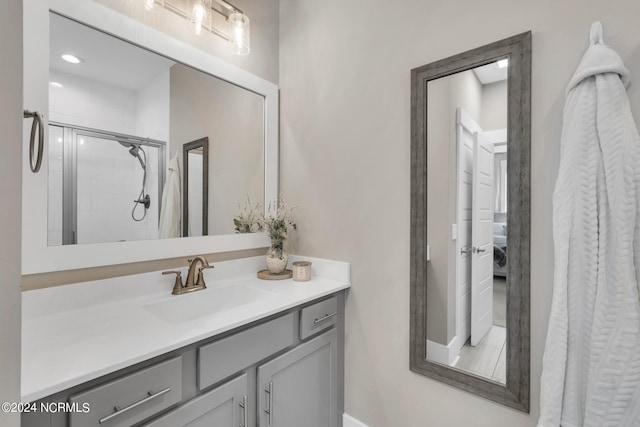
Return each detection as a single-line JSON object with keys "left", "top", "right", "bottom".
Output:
{"left": 74, "top": 137, "right": 160, "bottom": 245}
{"left": 136, "top": 69, "right": 170, "bottom": 142}
{"left": 49, "top": 69, "right": 136, "bottom": 134}
{"left": 47, "top": 70, "right": 168, "bottom": 246}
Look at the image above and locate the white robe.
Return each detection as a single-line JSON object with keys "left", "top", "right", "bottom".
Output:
{"left": 158, "top": 156, "right": 182, "bottom": 239}
{"left": 538, "top": 22, "right": 640, "bottom": 427}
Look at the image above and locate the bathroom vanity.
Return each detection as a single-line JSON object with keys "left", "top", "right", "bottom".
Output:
{"left": 19, "top": 1, "right": 349, "bottom": 425}
{"left": 21, "top": 256, "right": 349, "bottom": 427}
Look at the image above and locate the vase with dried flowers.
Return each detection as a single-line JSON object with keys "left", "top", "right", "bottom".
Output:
{"left": 262, "top": 198, "right": 297, "bottom": 274}
{"left": 233, "top": 197, "right": 263, "bottom": 234}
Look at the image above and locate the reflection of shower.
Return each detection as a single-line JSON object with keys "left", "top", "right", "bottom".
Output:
{"left": 119, "top": 141, "right": 150, "bottom": 221}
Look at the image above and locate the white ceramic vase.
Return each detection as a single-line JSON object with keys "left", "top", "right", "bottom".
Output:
{"left": 266, "top": 245, "right": 288, "bottom": 274}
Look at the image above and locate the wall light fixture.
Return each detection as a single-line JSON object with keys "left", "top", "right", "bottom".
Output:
{"left": 142, "top": 0, "right": 250, "bottom": 55}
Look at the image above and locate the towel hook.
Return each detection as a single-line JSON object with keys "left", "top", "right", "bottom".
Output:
{"left": 589, "top": 21, "right": 604, "bottom": 45}
{"left": 23, "top": 110, "right": 44, "bottom": 173}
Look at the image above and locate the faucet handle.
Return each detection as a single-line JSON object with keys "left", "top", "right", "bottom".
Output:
{"left": 162, "top": 270, "right": 182, "bottom": 277}
{"left": 162, "top": 270, "right": 184, "bottom": 295}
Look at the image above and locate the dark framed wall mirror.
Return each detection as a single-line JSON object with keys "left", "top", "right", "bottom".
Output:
{"left": 183, "top": 137, "right": 209, "bottom": 237}
{"left": 410, "top": 32, "right": 531, "bottom": 411}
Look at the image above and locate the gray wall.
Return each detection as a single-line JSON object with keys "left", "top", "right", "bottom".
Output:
{"left": 424, "top": 76, "right": 451, "bottom": 346}
{"left": 482, "top": 80, "right": 508, "bottom": 131}
{"left": 279, "top": 1, "right": 640, "bottom": 426}
{"left": 0, "top": 0, "right": 22, "bottom": 425}
{"left": 170, "top": 63, "right": 264, "bottom": 236}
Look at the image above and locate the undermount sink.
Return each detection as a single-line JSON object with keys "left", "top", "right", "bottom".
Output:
{"left": 143, "top": 285, "right": 273, "bottom": 323}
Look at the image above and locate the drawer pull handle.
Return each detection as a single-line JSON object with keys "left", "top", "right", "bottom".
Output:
{"left": 264, "top": 381, "right": 273, "bottom": 426}
{"left": 239, "top": 395, "right": 248, "bottom": 427}
{"left": 98, "top": 387, "right": 171, "bottom": 424}
{"left": 313, "top": 312, "right": 338, "bottom": 325}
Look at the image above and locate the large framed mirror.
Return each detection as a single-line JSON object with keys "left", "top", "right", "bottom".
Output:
{"left": 410, "top": 32, "right": 531, "bottom": 411}
{"left": 22, "top": 0, "right": 277, "bottom": 274}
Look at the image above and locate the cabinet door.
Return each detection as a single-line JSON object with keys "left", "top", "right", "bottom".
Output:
{"left": 144, "top": 374, "right": 248, "bottom": 427}
{"left": 257, "top": 329, "right": 338, "bottom": 427}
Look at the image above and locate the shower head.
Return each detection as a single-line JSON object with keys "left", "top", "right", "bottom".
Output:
{"left": 119, "top": 141, "right": 146, "bottom": 171}
{"left": 132, "top": 147, "right": 146, "bottom": 171}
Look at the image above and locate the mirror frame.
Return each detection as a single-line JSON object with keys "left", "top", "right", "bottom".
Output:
{"left": 183, "top": 137, "right": 209, "bottom": 237}
{"left": 410, "top": 32, "right": 531, "bottom": 412}
{"left": 22, "top": 0, "right": 277, "bottom": 274}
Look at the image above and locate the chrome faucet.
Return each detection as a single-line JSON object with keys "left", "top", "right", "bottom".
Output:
{"left": 162, "top": 256, "right": 214, "bottom": 295}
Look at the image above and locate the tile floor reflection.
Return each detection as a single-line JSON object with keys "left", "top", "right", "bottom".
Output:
{"left": 454, "top": 325, "right": 506, "bottom": 383}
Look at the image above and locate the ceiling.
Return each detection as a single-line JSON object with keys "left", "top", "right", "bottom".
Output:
{"left": 473, "top": 61, "right": 508, "bottom": 85}
{"left": 49, "top": 13, "right": 175, "bottom": 92}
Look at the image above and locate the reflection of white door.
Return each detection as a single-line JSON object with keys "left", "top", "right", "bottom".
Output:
{"left": 471, "top": 131, "right": 494, "bottom": 346}
{"left": 455, "top": 108, "right": 480, "bottom": 347}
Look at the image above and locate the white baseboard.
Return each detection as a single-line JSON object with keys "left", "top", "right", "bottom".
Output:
{"left": 426, "top": 336, "right": 460, "bottom": 366}
{"left": 344, "top": 413, "right": 369, "bottom": 427}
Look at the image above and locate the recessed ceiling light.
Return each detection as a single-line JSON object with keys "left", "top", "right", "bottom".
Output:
{"left": 49, "top": 81, "right": 64, "bottom": 89}
{"left": 497, "top": 59, "right": 509, "bottom": 69}
{"left": 61, "top": 54, "right": 83, "bottom": 64}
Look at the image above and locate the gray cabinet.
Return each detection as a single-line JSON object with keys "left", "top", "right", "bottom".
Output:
{"left": 22, "top": 292, "right": 345, "bottom": 427}
{"left": 257, "top": 329, "right": 338, "bottom": 427}
{"left": 144, "top": 374, "right": 248, "bottom": 427}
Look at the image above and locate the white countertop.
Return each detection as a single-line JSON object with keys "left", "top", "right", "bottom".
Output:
{"left": 21, "top": 256, "right": 350, "bottom": 402}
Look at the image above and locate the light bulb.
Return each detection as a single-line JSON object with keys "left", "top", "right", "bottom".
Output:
{"left": 61, "top": 54, "right": 82, "bottom": 64}
{"left": 143, "top": 0, "right": 164, "bottom": 12}
{"left": 235, "top": 29, "right": 242, "bottom": 50}
{"left": 192, "top": 1, "right": 208, "bottom": 35}
{"left": 228, "top": 12, "right": 250, "bottom": 55}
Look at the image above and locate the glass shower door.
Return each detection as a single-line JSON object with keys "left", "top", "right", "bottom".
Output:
{"left": 47, "top": 124, "right": 165, "bottom": 245}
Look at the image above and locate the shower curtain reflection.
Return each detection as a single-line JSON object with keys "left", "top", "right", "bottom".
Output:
{"left": 48, "top": 124, "right": 166, "bottom": 245}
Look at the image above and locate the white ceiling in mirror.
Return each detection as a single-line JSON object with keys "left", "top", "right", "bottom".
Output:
{"left": 22, "top": 0, "right": 278, "bottom": 274}
{"left": 473, "top": 60, "right": 508, "bottom": 85}
{"left": 49, "top": 13, "right": 175, "bottom": 91}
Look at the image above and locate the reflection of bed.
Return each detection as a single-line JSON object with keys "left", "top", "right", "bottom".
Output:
{"left": 493, "top": 212, "right": 507, "bottom": 277}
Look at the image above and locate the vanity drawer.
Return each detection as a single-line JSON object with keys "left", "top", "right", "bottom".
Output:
{"left": 300, "top": 296, "right": 338, "bottom": 340}
{"left": 198, "top": 312, "right": 295, "bottom": 390}
{"left": 68, "top": 357, "right": 182, "bottom": 427}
